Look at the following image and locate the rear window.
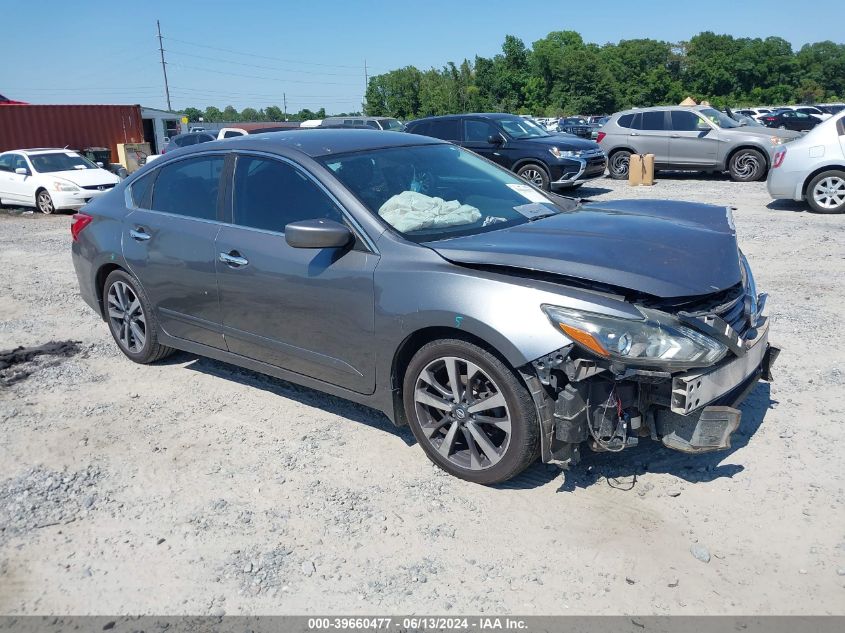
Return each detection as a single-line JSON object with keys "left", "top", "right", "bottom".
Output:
{"left": 617, "top": 113, "right": 635, "bottom": 128}
{"left": 151, "top": 155, "right": 225, "bottom": 220}
{"left": 130, "top": 171, "right": 156, "bottom": 208}
{"left": 407, "top": 121, "right": 430, "bottom": 136}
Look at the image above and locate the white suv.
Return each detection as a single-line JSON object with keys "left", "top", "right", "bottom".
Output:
{"left": 0, "top": 148, "right": 121, "bottom": 214}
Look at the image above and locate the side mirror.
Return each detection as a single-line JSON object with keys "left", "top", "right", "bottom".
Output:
{"left": 487, "top": 135, "right": 503, "bottom": 145}
{"left": 285, "top": 218, "right": 352, "bottom": 249}
{"left": 14, "top": 167, "right": 28, "bottom": 176}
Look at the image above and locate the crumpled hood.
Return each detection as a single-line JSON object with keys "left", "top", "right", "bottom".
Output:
{"left": 427, "top": 199, "right": 743, "bottom": 298}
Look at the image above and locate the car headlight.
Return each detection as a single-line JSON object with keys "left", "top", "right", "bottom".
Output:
{"left": 542, "top": 304, "right": 727, "bottom": 370}
{"left": 549, "top": 147, "right": 581, "bottom": 159}
{"left": 770, "top": 136, "right": 785, "bottom": 146}
{"left": 52, "top": 180, "right": 80, "bottom": 192}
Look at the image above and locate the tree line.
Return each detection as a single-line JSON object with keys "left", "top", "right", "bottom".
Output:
{"left": 363, "top": 30, "right": 845, "bottom": 119}
{"left": 180, "top": 105, "right": 362, "bottom": 123}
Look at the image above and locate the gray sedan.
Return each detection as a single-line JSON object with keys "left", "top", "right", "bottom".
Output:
{"left": 71, "top": 130, "right": 777, "bottom": 484}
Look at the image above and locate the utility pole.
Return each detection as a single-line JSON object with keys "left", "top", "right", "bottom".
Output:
{"left": 283, "top": 93, "right": 287, "bottom": 121}
{"left": 363, "top": 59, "right": 368, "bottom": 115}
{"left": 157, "top": 20, "right": 172, "bottom": 111}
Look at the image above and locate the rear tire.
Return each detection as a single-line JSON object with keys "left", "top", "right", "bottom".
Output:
{"left": 806, "top": 170, "right": 845, "bottom": 214}
{"left": 103, "top": 270, "right": 174, "bottom": 364}
{"left": 516, "top": 163, "right": 550, "bottom": 191}
{"left": 402, "top": 339, "right": 539, "bottom": 485}
{"left": 608, "top": 150, "right": 631, "bottom": 179}
{"left": 729, "top": 149, "right": 766, "bottom": 182}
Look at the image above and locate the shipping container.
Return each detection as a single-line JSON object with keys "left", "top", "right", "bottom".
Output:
{"left": 0, "top": 104, "right": 145, "bottom": 163}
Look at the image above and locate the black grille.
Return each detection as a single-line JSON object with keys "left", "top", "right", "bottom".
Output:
{"left": 82, "top": 183, "right": 116, "bottom": 191}
{"left": 716, "top": 297, "right": 750, "bottom": 338}
{"left": 667, "top": 283, "right": 751, "bottom": 339}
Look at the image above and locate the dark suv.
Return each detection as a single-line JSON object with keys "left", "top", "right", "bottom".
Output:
{"left": 405, "top": 113, "right": 606, "bottom": 190}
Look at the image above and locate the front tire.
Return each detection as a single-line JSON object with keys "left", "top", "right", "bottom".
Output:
{"left": 402, "top": 339, "right": 539, "bottom": 485}
{"left": 103, "top": 270, "right": 174, "bottom": 364}
{"left": 807, "top": 170, "right": 845, "bottom": 214}
{"left": 729, "top": 148, "right": 766, "bottom": 182}
{"left": 515, "top": 163, "right": 550, "bottom": 191}
{"left": 608, "top": 150, "right": 631, "bottom": 179}
{"left": 36, "top": 189, "right": 55, "bottom": 214}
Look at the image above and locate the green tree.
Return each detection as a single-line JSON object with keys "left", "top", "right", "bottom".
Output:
{"left": 265, "top": 105, "right": 284, "bottom": 120}
{"left": 183, "top": 107, "right": 203, "bottom": 122}
{"left": 203, "top": 106, "right": 222, "bottom": 122}
{"left": 222, "top": 105, "right": 239, "bottom": 121}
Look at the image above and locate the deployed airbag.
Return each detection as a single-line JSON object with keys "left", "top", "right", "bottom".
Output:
{"left": 378, "top": 191, "right": 481, "bottom": 233}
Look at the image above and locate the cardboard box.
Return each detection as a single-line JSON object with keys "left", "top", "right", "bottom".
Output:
{"left": 628, "top": 154, "right": 643, "bottom": 186}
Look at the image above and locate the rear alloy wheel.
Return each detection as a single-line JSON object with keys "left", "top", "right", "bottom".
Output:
{"left": 36, "top": 189, "right": 55, "bottom": 214}
{"left": 516, "top": 163, "right": 550, "bottom": 190}
{"left": 608, "top": 150, "right": 631, "bottom": 179}
{"left": 403, "top": 339, "right": 539, "bottom": 484}
{"left": 104, "top": 270, "right": 174, "bottom": 364}
{"left": 729, "top": 148, "right": 766, "bottom": 182}
{"left": 807, "top": 170, "right": 845, "bottom": 214}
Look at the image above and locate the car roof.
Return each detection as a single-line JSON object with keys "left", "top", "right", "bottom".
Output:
{"left": 410, "top": 113, "right": 525, "bottom": 123}
{"left": 167, "top": 128, "right": 443, "bottom": 159}
{"left": 4, "top": 148, "right": 79, "bottom": 156}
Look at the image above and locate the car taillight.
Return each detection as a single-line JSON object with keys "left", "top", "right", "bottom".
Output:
{"left": 596, "top": 131, "right": 606, "bottom": 143}
{"left": 71, "top": 213, "right": 92, "bottom": 241}
{"left": 773, "top": 149, "right": 787, "bottom": 168}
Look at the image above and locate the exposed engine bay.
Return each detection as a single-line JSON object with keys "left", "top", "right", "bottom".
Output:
{"left": 522, "top": 280, "right": 780, "bottom": 465}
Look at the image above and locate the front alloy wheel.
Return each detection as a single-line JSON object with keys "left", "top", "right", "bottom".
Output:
{"left": 36, "top": 190, "right": 55, "bottom": 214}
{"left": 403, "top": 339, "right": 539, "bottom": 484}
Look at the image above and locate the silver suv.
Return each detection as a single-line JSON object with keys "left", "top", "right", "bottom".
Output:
{"left": 598, "top": 105, "right": 800, "bottom": 182}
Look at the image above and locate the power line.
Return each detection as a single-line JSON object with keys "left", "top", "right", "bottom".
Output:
{"left": 166, "top": 49, "right": 363, "bottom": 78}
{"left": 162, "top": 35, "right": 384, "bottom": 71}
{"left": 169, "top": 63, "right": 361, "bottom": 86}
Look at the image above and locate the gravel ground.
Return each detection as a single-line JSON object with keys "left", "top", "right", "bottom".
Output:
{"left": 1, "top": 173, "right": 844, "bottom": 615}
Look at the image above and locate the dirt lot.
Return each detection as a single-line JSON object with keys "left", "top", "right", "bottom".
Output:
{"left": 1, "top": 174, "right": 844, "bottom": 615}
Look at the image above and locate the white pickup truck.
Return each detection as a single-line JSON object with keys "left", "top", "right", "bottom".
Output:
{"left": 144, "top": 128, "right": 247, "bottom": 165}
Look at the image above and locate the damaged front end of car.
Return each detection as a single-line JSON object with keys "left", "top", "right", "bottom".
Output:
{"left": 522, "top": 254, "right": 779, "bottom": 466}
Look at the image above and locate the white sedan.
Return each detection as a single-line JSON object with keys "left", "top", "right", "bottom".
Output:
{"left": 767, "top": 110, "right": 845, "bottom": 213}
{"left": 0, "top": 148, "right": 121, "bottom": 214}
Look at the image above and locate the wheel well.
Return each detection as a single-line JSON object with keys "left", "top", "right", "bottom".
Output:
{"left": 512, "top": 159, "right": 550, "bottom": 177}
{"left": 389, "top": 326, "right": 514, "bottom": 425}
{"left": 608, "top": 147, "right": 634, "bottom": 156}
{"left": 801, "top": 165, "right": 845, "bottom": 196}
{"left": 94, "top": 263, "right": 126, "bottom": 319}
{"left": 725, "top": 145, "right": 770, "bottom": 171}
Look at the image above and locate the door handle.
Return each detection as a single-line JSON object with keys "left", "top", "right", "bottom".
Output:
{"left": 219, "top": 251, "right": 249, "bottom": 267}
{"left": 129, "top": 227, "right": 151, "bottom": 241}
{"left": 630, "top": 132, "right": 639, "bottom": 136}
{"left": 670, "top": 134, "right": 681, "bottom": 138}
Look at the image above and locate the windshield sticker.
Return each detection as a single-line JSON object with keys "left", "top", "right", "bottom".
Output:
{"left": 506, "top": 183, "right": 549, "bottom": 203}
{"left": 513, "top": 202, "right": 555, "bottom": 219}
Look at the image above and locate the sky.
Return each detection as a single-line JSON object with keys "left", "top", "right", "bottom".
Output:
{"left": 3, "top": 0, "right": 842, "bottom": 115}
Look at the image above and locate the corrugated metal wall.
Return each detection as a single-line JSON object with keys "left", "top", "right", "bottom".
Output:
{"left": 0, "top": 105, "right": 144, "bottom": 162}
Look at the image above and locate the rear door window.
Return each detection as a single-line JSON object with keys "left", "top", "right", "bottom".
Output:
{"left": 426, "top": 119, "right": 460, "bottom": 141}
{"left": 130, "top": 171, "right": 156, "bottom": 208}
{"left": 151, "top": 155, "right": 225, "bottom": 220}
{"left": 635, "top": 111, "right": 667, "bottom": 130}
{"left": 616, "top": 113, "right": 635, "bottom": 128}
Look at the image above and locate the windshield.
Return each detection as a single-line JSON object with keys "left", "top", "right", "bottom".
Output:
{"left": 699, "top": 108, "right": 740, "bottom": 129}
{"left": 499, "top": 118, "right": 550, "bottom": 139}
{"left": 29, "top": 152, "right": 99, "bottom": 173}
{"left": 381, "top": 118, "right": 404, "bottom": 131}
{"left": 320, "top": 144, "right": 577, "bottom": 243}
